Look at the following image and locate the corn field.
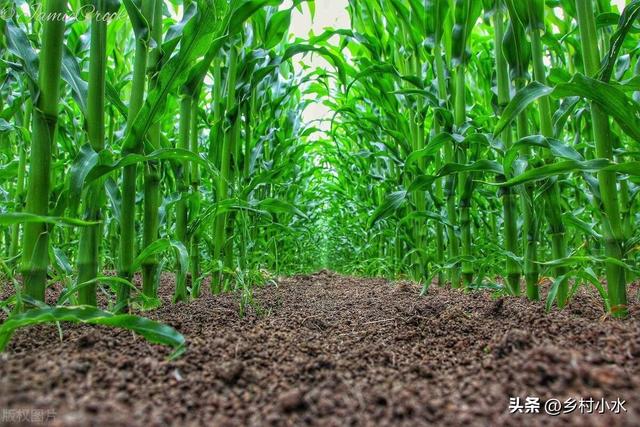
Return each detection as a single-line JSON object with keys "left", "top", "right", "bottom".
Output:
{"left": 0, "top": 0, "right": 639, "bottom": 424}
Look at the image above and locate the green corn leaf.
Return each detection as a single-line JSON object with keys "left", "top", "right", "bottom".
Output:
{"left": 61, "top": 48, "right": 89, "bottom": 117}
{"left": 539, "top": 256, "right": 640, "bottom": 275}
{"left": 162, "top": 3, "right": 199, "bottom": 57}
{"left": 494, "top": 82, "right": 553, "bottom": 136}
{"left": 503, "top": 0, "right": 532, "bottom": 78}
{"left": 399, "top": 211, "right": 453, "bottom": 229}
{"left": 58, "top": 277, "right": 137, "bottom": 306}
{"left": 133, "top": 239, "right": 189, "bottom": 298}
{"left": 369, "top": 191, "right": 407, "bottom": 227}
{"left": 426, "top": 0, "right": 450, "bottom": 48}
{"left": 452, "top": 0, "right": 482, "bottom": 66}
{"left": 600, "top": 0, "right": 640, "bottom": 82}
{"left": 504, "top": 135, "right": 584, "bottom": 173}
{"left": 0, "top": 307, "right": 185, "bottom": 358}
{"left": 123, "top": 1, "right": 227, "bottom": 152}
{"left": 409, "top": 160, "right": 504, "bottom": 192}
{"left": 264, "top": 8, "right": 292, "bottom": 49}
{"left": 552, "top": 96, "right": 580, "bottom": 137}
{"left": 283, "top": 43, "right": 347, "bottom": 85}
{"left": 562, "top": 212, "right": 602, "bottom": 239}
{"left": 554, "top": 73, "right": 640, "bottom": 142}
{"left": 257, "top": 198, "right": 309, "bottom": 220}
{"left": 51, "top": 246, "right": 73, "bottom": 276}
{"left": 0, "top": 159, "right": 19, "bottom": 179}
{"left": 496, "top": 74, "right": 640, "bottom": 143}
{"left": 104, "top": 178, "right": 122, "bottom": 224}
{"left": 106, "top": 82, "right": 129, "bottom": 117}
{"left": 390, "top": 89, "right": 439, "bottom": 106}
{"left": 122, "top": 0, "right": 150, "bottom": 41}
{"left": 4, "top": 21, "right": 38, "bottom": 90}
{"left": 578, "top": 268, "right": 610, "bottom": 311}
{"left": 78, "top": 148, "right": 217, "bottom": 191}
{"left": 0, "top": 213, "right": 98, "bottom": 228}
{"left": 69, "top": 144, "right": 100, "bottom": 212}
{"left": 228, "top": 0, "right": 283, "bottom": 36}
{"left": 405, "top": 133, "right": 456, "bottom": 168}
{"left": 545, "top": 273, "right": 572, "bottom": 312}
{"left": 189, "top": 199, "right": 270, "bottom": 237}
{"left": 498, "top": 159, "right": 640, "bottom": 187}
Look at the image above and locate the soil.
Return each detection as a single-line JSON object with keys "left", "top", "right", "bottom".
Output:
{"left": 1, "top": 271, "right": 639, "bottom": 426}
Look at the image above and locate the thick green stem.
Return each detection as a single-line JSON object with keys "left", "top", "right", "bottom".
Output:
{"left": 209, "top": 57, "right": 222, "bottom": 290}
{"left": 576, "top": 0, "right": 627, "bottom": 317}
{"left": 118, "top": 0, "right": 155, "bottom": 310}
{"left": 223, "top": 113, "right": 243, "bottom": 289}
{"left": 618, "top": 168, "right": 632, "bottom": 241}
{"left": 433, "top": 145, "right": 445, "bottom": 286}
{"left": 213, "top": 45, "right": 238, "bottom": 292}
{"left": 434, "top": 45, "right": 460, "bottom": 287}
{"left": 413, "top": 57, "right": 427, "bottom": 280}
{"left": 455, "top": 67, "right": 473, "bottom": 287}
{"left": 189, "top": 93, "right": 201, "bottom": 296}
{"left": 10, "top": 101, "right": 30, "bottom": 260}
{"left": 515, "top": 78, "right": 539, "bottom": 300}
{"left": 142, "top": 161, "right": 161, "bottom": 297}
{"left": 21, "top": 0, "right": 67, "bottom": 302}
{"left": 432, "top": 47, "right": 445, "bottom": 286}
{"left": 211, "top": 58, "right": 223, "bottom": 169}
{"left": 529, "top": 16, "right": 569, "bottom": 307}
{"left": 142, "top": 0, "right": 164, "bottom": 300}
{"left": 494, "top": 9, "right": 521, "bottom": 295}
{"left": 238, "top": 91, "right": 254, "bottom": 273}
{"left": 174, "top": 94, "right": 192, "bottom": 302}
{"left": 77, "top": 0, "right": 108, "bottom": 306}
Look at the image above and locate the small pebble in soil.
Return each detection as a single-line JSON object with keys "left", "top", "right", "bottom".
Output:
{"left": 278, "top": 388, "right": 307, "bottom": 412}
{"left": 217, "top": 360, "right": 244, "bottom": 385}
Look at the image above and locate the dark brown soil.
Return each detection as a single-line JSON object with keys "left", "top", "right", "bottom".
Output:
{"left": 1, "top": 271, "right": 640, "bottom": 426}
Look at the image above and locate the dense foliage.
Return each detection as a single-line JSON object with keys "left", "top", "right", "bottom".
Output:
{"left": 310, "top": 0, "right": 640, "bottom": 319}
{"left": 0, "top": 0, "right": 322, "bottom": 349}
{"left": 0, "top": 0, "right": 638, "bottom": 353}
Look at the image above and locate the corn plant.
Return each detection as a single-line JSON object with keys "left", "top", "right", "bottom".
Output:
{"left": 0, "top": 0, "right": 638, "bottom": 360}
{"left": 313, "top": 0, "right": 639, "bottom": 318}
{"left": 0, "top": 0, "right": 319, "bottom": 350}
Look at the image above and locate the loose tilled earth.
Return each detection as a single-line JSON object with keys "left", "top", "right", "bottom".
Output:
{"left": 1, "top": 271, "right": 640, "bottom": 426}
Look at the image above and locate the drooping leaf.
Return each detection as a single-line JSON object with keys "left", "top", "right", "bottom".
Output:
{"left": 494, "top": 82, "right": 554, "bottom": 136}
{"left": 61, "top": 48, "right": 89, "bottom": 117}
{"left": 369, "top": 191, "right": 407, "bottom": 227}
{"left": 264, "top": 8, "right": 292, "bottom": 49}
{"left": 600, "top": 0, "right": 640, "bottom": 82}
{"left": 0, "top": 213, "right": 97, "bottom": 228}
{"left": 0, "top": 307, "right": 185, "bottom": 358}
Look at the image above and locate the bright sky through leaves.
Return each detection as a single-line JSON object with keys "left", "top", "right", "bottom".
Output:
{"left": 288, "top": 0, "right": 350, "bottom": 131}
{"left": 285, "top": 0, "right": 627, "bottom": 129}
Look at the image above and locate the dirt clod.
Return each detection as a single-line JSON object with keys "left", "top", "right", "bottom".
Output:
{"left": 217, "top": 360, "right": 244, "bottom": 385}
{"left": 278, "top": 388, "right": 307, "bottom": 412}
